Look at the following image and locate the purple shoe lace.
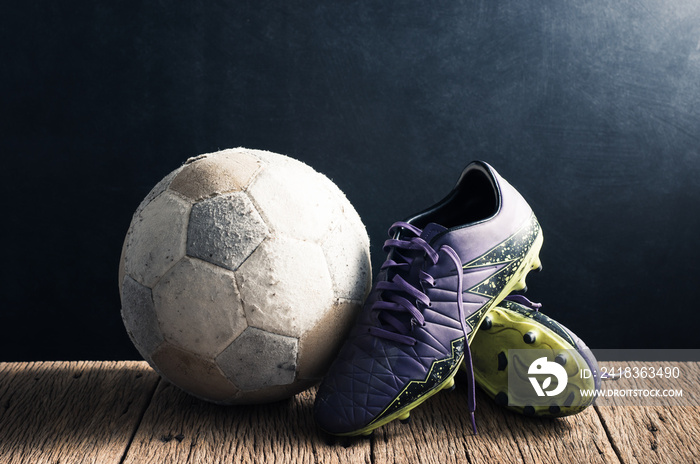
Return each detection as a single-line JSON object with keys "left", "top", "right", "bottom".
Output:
{"left": 504, "top": 294, "right": 542, "bottom": 311}
{"left": 368, "top": 221, "right": 478, "bottom": 434}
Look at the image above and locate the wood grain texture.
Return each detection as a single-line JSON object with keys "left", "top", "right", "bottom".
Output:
{"left": 503, "top": 405, "right": 619, "bottom": 464}
{"left": 373, "top": 380, "right": 524, "bottom": 464}
{"left": 121, "top": 380, "right": 371, "bottom": 464}
{"left": 1, "top": 361, "right": 699, "bottom": 463}
{"left": 595, "top": 361, "right": 700, "bottom": 464}
{"left": 0, "top": 361, "right": 159, "bottom": 464}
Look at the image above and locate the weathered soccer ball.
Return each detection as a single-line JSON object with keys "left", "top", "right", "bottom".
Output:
{"left": 119, "top": 148, "right": 371, "bottom": 404}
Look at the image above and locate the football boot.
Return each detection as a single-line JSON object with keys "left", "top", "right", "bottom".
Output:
{"left": 471, "top": 295, "right": 602, "bottom": 417}
{"left": 314, "top": 161, "right": 543, "bottom": 436}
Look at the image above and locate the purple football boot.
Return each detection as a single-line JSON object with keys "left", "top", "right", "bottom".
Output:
{"left": 314, "top": 161, "right": 543, "bottom": 436}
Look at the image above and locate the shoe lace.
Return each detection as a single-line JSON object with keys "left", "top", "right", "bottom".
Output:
{"left": 504, "top": 294, "right": 542, "bottom": 311}
{"left": 368, "top": 221, "right": 478, "bottom": 434}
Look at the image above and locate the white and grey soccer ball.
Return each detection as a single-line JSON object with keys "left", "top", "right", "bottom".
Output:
{"left": 118, "top": 148, "right": 371, "bottom": 404}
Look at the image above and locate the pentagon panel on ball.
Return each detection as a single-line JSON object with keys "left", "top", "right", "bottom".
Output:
{"left": 119, "top": 148, "right": 372, "bottom": 404}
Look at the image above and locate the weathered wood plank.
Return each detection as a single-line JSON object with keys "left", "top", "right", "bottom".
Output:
{"left": 504, "top": 404, "right": 619, "bottom": 464}
{"left": 373, "top": 383, "right": 525, "bottom": 464}
{"left": 595, "top": 361, "right": 700, "bottom": 464}
{"left": 370, "top": 369, "right": 618, "bottom": 464}
{"left": 121, "top": 381, "right": 371, "bottom": 464}
{"left": 0, "top": 360, "right": 159, "bottom": 464}
{"left": 1, "top": 361, "right": 696, "bottom": 463}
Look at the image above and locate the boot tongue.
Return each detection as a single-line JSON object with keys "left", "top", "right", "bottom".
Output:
{"left": 420, "top": 222, "right": 448, "bottom": 243}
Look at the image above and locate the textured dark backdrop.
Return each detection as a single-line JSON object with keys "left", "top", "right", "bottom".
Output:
{"left": 2, "top": 1, "right": 699, "bottom": 361}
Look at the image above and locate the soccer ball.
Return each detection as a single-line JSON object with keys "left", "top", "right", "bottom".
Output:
{"left": 118, "top": 148, "right": 371, "bottom": 404}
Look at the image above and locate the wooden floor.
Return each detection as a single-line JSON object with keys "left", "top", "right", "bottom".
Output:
{"left": 0, "top": 361, "right": 698, "bottom": 463}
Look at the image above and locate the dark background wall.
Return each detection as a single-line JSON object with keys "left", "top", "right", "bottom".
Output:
{"left": 2, "top": 1, "right": 699, "bottom": 362}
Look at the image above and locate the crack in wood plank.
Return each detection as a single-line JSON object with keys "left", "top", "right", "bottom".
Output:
{"left": 118, "top": 376, "right": 161, "bottom": 464}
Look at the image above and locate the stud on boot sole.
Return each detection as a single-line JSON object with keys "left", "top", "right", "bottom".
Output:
{"left": 441, "top": 376, "right": 456, "bottom": 392}
{"left": 497, "top": 351, "right": 508, "bottom": 371}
